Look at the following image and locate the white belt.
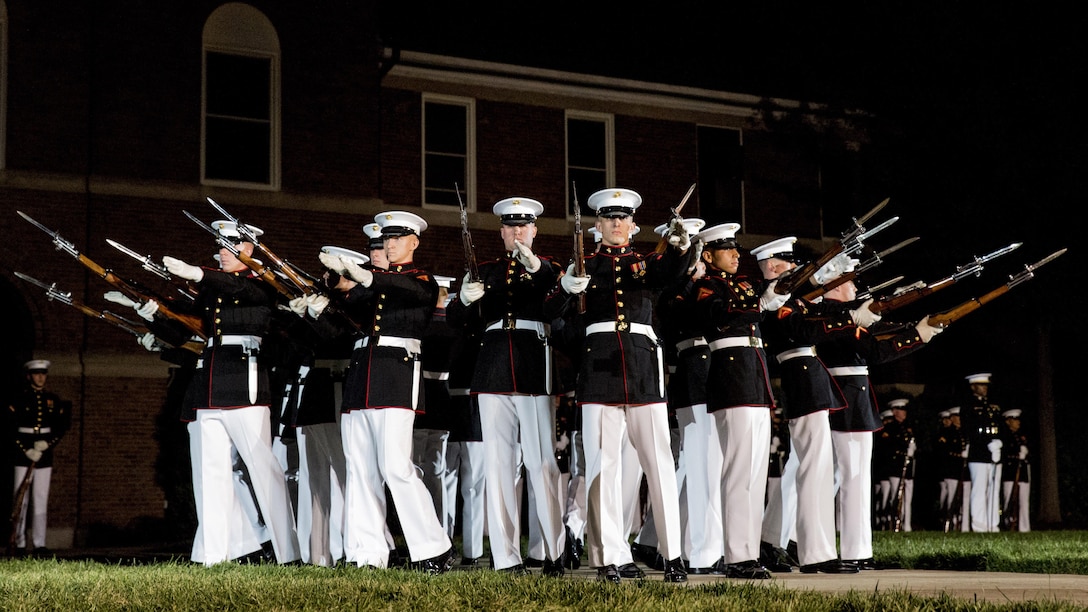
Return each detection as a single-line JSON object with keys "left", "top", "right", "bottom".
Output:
{"left": 423, "top": 370, "right": 450, "bottom": 381}
{"left": 709, "top": 336, "right": 763, "bottom": 350}
{"left": 585, "top": 321, "right": 658, "bottom": 340}
{"left": 207, "top": 334, "right": 261, "bottom": 349}
{"left": 776, "top": 346, "right": 817, "bottom": 363}
{"left": 485, "top": 319, "right": 550, "bottom": 336}
{"left": 828, "top": 365, "right": 869, "bottom": 377}
{"left": 675, "top": 337, "right": 708, "bottom": 353}
{"left": 17, "top": 427, "right": 51, "bottom": 434}
{"left": 354, "top": 335, "right": 422, "bottom": 354}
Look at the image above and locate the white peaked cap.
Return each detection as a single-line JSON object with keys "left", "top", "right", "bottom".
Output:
{"left": 434, "top": 275, "right": 456, "bottom": 288}
{"left": 376, "top": 211, "right": 428, "bottom": 236}
{"left": 750, "top": 236, "right": 798, "bottom": 262}
{"left": 587, "top": 188, "right": 642, "bottom": 218}
{"left": 654, "top": 218, "right": 706, "bottom": 237}
{"left": 321, "top": 246, "right": 370, "bottom": 267}
{"left": 493, "top": 197, "right": 543, "bottom": 225}
{"left": 695, "top": 223, "right": 741, "bottom": 249}
{"left": 965, "top": 372, "right": 992, "bottom": 384}
{"left": 211, "top": 219, "right": 264, "bottom": 241}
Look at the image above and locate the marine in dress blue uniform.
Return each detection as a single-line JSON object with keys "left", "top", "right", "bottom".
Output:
{"left": 544, "top": 188, "right": 690, "bottom": 583}
{"left": 959, "top": 372, "right": 1006, "bottom": 532}
{"left": 447, "top": 197, "right": 566, "bottom": 576}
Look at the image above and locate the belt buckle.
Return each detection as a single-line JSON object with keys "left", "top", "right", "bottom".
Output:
{"left": 749, "top": 336, "right": 759, "bottom": 347}
{"left": 502, "top": 318, "right": 516, "bottom": 331}
{"left": 616, "top": 321, "right": 628, "bottom": 332}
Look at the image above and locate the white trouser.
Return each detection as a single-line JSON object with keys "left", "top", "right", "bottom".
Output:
{"left": 887, "top": 476, "right": 914, "bottom": 531}
{"left": 831, "top": 430, "right": 873, "bottom": 560}
{"left": 1002, "top": 481, "right": 1031, "bottom": 532}
{"left": 478, "top": 393, "right": 564, "bottom": 569}
{"left": 715, "top": 406, "right": 770, "bottom": 564}
{"left": 959, "top": 480, "right": 973, "bottom": 532}
{"left": 968, "top": 462, "right": 1002, "bottom": 532}
{"left": 272, "top": 435, "right": 299, "bottom": 518}
{"left": 675, "top": 404, "right": 724, "bottom": 568}
{"left": 789, "top": 411, "right": 837, "bottom": 565}
{"left": 188, "top": 407, "right": 300, "bottom": 566}
{"left": 635, "top": 424, "right": 684, "bottom": 551}
{"left": 297, "top": 422, "right": 346, "bottom": 566}
{"left": 762, "top": 447, "right": 799, "bottom": 549}
{"left": 564, "top": 430, "right": 588, "bottom": 542}
{"left": 621, "top": 432, "right": 645, "bottom": 538}
{"left": 445, "top": 440, "right": 486, "bottom": 558}
{"left": 341, "top": 408, "right": 451, "bottom": 566}
{"left": 412, "top": 427, "right": 450, "bottom": 531}
{"left": 12, "top": 466, "right": 51, "bottom": 549}
{"left": 582, "top": 402, "right": 682, "bottom": 567}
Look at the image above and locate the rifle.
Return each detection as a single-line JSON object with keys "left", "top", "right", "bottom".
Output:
{"left": 654, "top": 182, "right": 696, "bottom": 255}
{"left": 572, "top": 182, "right": 586, "bottom": 314}
{"left": 206, "top": 197, "right": 317, "bottom": 297}
{"left": 8, "top": 462, "right": 34, "bottom": 556}
{"left": 867, "top": 241, "right": 1022, "bottom": 315}
{"left": 17, "top": 211, "right": 206, "bottom": 339}
{"left": 1002, "top": 457, "right": 1023, "bottom": 532}
{"left": 801, "top": 237, "right": 918, "bottom": 301}
{"left": 890, "top": 438, "right": 914, "bottom": 533}
{"left": 455, "top": 182, "right": 480, "bottom": 283}
{"left": 944, "top": 447, "right": 968, "bottom": 532}
{"left": 183, "top": 210, "right": 299, "bottom": 299}
{"left": 106, "top": 238, "right": 198, "bottom": 302}
{"left": 774, "top": 198, "right": 898, "bottom": 295}
{"left": 925, "top": 248, "right": 1066, "bottom": 329}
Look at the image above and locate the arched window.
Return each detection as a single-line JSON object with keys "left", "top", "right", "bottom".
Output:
{"left": 201, "top": 3, "right": 280, "bottom": 190}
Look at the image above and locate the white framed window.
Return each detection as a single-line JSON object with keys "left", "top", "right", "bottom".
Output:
{"left": 422, "top": 94, "right": 475, "bottom": 210}
{"left": 201, "top": 3, "right": 280, "bottom": 190}
{"left": 565, "top": 111, "right": 614, "bottom": 219}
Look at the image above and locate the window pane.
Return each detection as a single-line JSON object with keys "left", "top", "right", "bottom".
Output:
{"left": 206, "top": 117, "right": 271, "bottom": 183}
{"left": 206, "top": 52, "right": 270, "bottom": 120}
{"left": 425, "top": 103, "right": 467, "bottom": 155}
{"left": 568, "top": 119, "right": 605, "bottom": 168}
{"left": 697, "top": 126, "right": 743, "bottom": 226}
{"left": 569, "top": 168, "right": 606, "bottom": 217}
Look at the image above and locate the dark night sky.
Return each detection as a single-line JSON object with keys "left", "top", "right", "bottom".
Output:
{"left": 377, "top": 4, "right": 1087, "bottom": 412}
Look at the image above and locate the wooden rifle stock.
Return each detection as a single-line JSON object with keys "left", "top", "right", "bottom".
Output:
{"left": 775, "top": 242, "right": 844, "bottom": 296}
{"left": 891, "top": 441, "right": 914, "bottom": 532}
{"left": 235, "top": 249, "right": 301, "bottom": 299}
{"left": 869, "top": 276, "right": 957, "bottom": 315}
{"left": 455, "top": 183, "right": 480, "bottom": 283}
{"left": 572, "top": 182, "right": 586, "bottom": 314}
{"left": 925, "top": 284, "right": 1012, "bottom": 329}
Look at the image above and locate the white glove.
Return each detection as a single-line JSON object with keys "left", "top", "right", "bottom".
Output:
{"left": 849, "top": 299, "right": 882, "bottom": 329}
{"left": 34, "top": 440, "right": 49, "bottom": 452}
{"left": 341, "top": 257, "right": 373, "bottom": 286}
{"left": 135, "top": 300, "right": 159, "bottom": 322}
{"left": 560, "top": 263, "right": 589, "bottom": 295}
{"left": 961, "top": 444, "right": 970, "bottom": 459}
{"left": 103, "top": 290, "right": 137, "bottom": 308}
{"left": 305, "top": 293, "right": 330, "bottom": 318}
{"left": 1019, "top": 445, "right": 1028, "bottom": 460}
{"left": 988, "top": 439, "right": 1003, "bottom": 462}
{"left": 26, "top": 448, "right": 42, "bottom": 463}
{"left": 318, "top": 250, "right": 347, "bottom": 274}
{"left": 759, "top": 281, "right": 790, "bottom": 312}
{"left": 138, "top": 332, "right": 160, "bottom": 352}
{"left": 163, "top": 256, "right": 204, "bottom": 282}
{"left": 770, "top": 436, "right": 781, "bottom": 454}
{"left": 666, "top": 218, "right": 691, "bottom": 250}
{"left": 907, "top": 439, "right": 916, "bottom": 458}
{"left": 460, "top": 275, "right": 485, "bottom": 305}
{"left": 915, "top": 315, "right": 945, "bottom": 343}
{"left": 288, "top": 296, "right": 308, "bottom": 316}
{"left": 555, "top": 432, "right": 570, "bottom": 452}
{"left": 512, "top": 241, "right": 541, "bottom": 273}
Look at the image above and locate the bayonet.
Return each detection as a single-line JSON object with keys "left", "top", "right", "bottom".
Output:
{"left": 842, "top": 197, "right": 889, "bottom": 243}
{"left": 857, "top": 275, "right": 905, "bottom": 301}
{"left": 926, "top": 248, "right": 1066, "bottom": 328}
{"left": 855, "top": 237, "right": 920, "bottom": 275}
{"left": 950, "top": 241, "right": 1022, "bottom": 282}
{"left": 14, "top": 271, "right": 150, "bottom": 338}
{"left": 844, "top": 216, "right": 899, "bottom": 255}
{"left": 184, "top": 210, "right": 299, "bottom": 299}
{"left": 17, "top": 211, "right": 80, "bottom": 258}
{"left": 107, "top": 238, "right": 197, "bottom": 302}
{"left": 671, "top": 182, "right": 697, "bottom": 219}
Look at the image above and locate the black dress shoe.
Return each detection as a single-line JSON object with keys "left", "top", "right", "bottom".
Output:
{"left": 799, "top": 559, "right": 859, "bottom": 574}
{"left": 498, "top": 563, "right": 531, "bottom": 576}
{"left": 542, "top": 556, "right": 566, "bottom": 577}
{"left": 663, "top": 557, "right": 689, "bottom": 583}
{"left": 564, "top": 527, "right": 582, "bottom": 570}
{"left": 726, "top": 560, "right": 771, "bottom": 580}
{"left": 524, "top": 557, "right": 544, "bottom": 568}
{"left": 417, "top": 547, "right": 456, "bottom": 575}
{"left": 460, "top": 556, "right": 481, "bottom": 568}
{"left": 759, "top": 541, "right": 795, "bottom": 572}
{"left": 617, "top": 562, "right": 645, "bottom": 579}
{"left": 630, "top": 543, "right": 657, "bottom": 566}
{"left": 688, "top": 563, "right": 726, "bottom": 575}
{"left": 597, "top": 564, "right": 621, "bottom": 583}
{"left": 844, "top": 557, "right": 878, "bottom": 570}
